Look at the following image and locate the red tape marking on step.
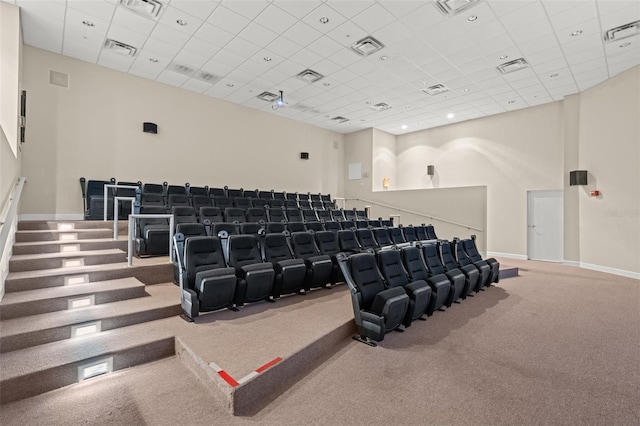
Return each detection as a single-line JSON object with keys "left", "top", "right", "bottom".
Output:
{"left": 255, "top": 357, "right": 282, "bottom": 373}
{"left": 218, "top": 370, "right": 239, "bottom": 387}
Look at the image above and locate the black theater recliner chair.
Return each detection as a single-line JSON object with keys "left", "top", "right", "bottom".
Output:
{"left": 172, "top": 223, "right": 207, "bottom": 283}
{"left": 454, "top": 238, "right": 491, "bottom": 291}
{"left": 337, "top": 252, "right": 410, "bottom": 346}
{"left": 440, "top": 241, "right": 481, "bottom": 297}
{"left": 135, "top": 206, "right": 170, "bottom": 256}
{"left": 262, "top": 233, "right": 307, "bottom": 298}
{"left": 464, "top": 235, "right": 500, "bottom": 285}
{"left": 377, "top": 250, "right": 432, "bottom": 327}
{"left": 401, "top": 246, "right": 450, "bottom": 315}
{"left": 80, "top": 178, "right": 115, "bottom": 220}
{"left": 422, "top": 242, "right": 466, "bottom": 304}
{"left": 174, "top": 234, "right": 238, "bottom": 320}
{"left": 290, "top": 231, "right": 333, "bottom": 291}
{"left": 226, "top": 234, "right": 275, "bottom": 306}
{"left": 314, "top": 230, "right": 343, "bottom": 285}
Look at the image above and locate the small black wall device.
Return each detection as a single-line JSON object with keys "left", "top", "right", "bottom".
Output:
{"left": 143, "top": 122, "right": 158, "bottom": 134}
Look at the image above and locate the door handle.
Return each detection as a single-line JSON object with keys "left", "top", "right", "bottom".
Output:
{"left": 528, "top": 225, "right": 536, "bottom": 228}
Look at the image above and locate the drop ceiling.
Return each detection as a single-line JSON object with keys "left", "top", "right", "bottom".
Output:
{"left": 7, "top": 0, "right": 640, "bottom": 135}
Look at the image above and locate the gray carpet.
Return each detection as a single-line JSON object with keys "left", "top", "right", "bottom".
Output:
{"left": 1, "top": 260, "right": 638, "bottom": 425}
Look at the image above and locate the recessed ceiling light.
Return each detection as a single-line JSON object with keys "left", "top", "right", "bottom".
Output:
{"left": 499, "top": 55, "right": 508, "bottom": 59}
{"left": 447, "top": 113, "right": 454, "bottom": 119}
{"left": 82, "top": 20, "right": 94, "bottom": 27}
{"left": 463, "top": 88, "right": 470, "bottom": 93}
{"left": 508, "top": 100, "right": 516, "bottom": 104}
{"left": 319, "top": 17, "right": 329, "bottom": 24}
{"left": 226, "top": 83, "right": 234, "bottom": 87}
{"left": 620, "top": 42, "right": 631, "bottom": 47}
{"left": 176, "top": 19, "right": 187, "bottom": 26}
{"left": 401, "top": 125, "right": 408, "bottom": 130}
{"left": 380, "top": 55, "right": 388, "bottom": 61}
{"left": 323, "top": 83, "right": 330, "bottom": 86}
{"left": 405, "top": 106, "right": 411, "bottom": 109}
{"left": 263, "top": 57, "right": 272, "bottom": 62}
{"left": 550, "top": 73, "right": 559, "bottom": 78}
{"left": 571, "top": 30, "right": 582, "bottom": 36}
{"left": 467, "top": 15, "right": 478, "bottom": 22}
{"left": 149, "top": 58, "right": 158, "bottom": 63}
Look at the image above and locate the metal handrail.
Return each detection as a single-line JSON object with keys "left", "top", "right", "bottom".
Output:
{"left": 127, "top": 214, "right": 174, "bottom": 267}
{"left": 343, "top": 197, "right": 483, "bottom": 231}
{"left": 113, "top": 196, "right": 135, "bottom": 240}
{"left": 1, "top": 177, "right": 26, "bottom": 300}
{"left": 103, "top": 185, "right": 139, "bottom": 221}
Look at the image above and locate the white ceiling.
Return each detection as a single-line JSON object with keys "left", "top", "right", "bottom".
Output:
{"left": 7, "top": 0, "right": 640, "bottom": 135}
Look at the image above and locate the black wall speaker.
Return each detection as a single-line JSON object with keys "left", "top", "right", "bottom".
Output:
{"left": 570, "top": 170, "right": 588, "bottom": 186}
{"left": 143, "top": 122, "right": 158, "bottom": 134}
{"left": 427, "top": 165, "right": 435, "bottom": 176}
{"left": 300, "top": 152, "right": 309, "bottom": 160}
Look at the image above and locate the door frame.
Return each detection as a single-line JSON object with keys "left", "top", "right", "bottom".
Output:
{"left": 527, "top": 190, "right": 564, "bottom": 262}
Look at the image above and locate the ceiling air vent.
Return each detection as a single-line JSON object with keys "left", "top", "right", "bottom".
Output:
{"left": 331, "top": 116, "right": 349, "bottom": 123}
{"left": 350, "top": 36, "right": 384, "bottom": 57}
{"left": 296, "top": 69, "right": 324, "bottom": 83}
{"left": 370, "top": 102, "right": 392, "bottom": 112}
{"left": 422, "top": 84, "right": 449, "bottom": 96}
{"left": 193, "top": 71, "right": 219, "bottom": 84}
{"left": 257, "top": 92, "right": 279, "bottom": 102}
{"left": 168, "top": 62, "right": 195, "bottom": 76}
{"left": 103, "top": 39, "right": 138, "bottom": 57}
{"left": 120, "top": 0, "right": 164, "bottom": 19}
{"left": 604, "top": 20, "right": 640, "bottom": 42}
{"left": 496, "top": 58, "right": 529, "bottom": 74}
{"left": 433, "top": 0, "right": 480, "bottom": 17}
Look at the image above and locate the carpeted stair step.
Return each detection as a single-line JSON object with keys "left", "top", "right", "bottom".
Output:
{"left": 0, "top": 277, "right": 146, "bottom": 320}
{"left": 5, "top": 261, "right": 173, "bottom": 292}
{"left": 17, "top": 220, "right": 128, "bottom": 232}
{"left": 9, "top": 249, "right": 127, "bottom": 272}
{"left": 11, "top": 239, "right": 128, "bottom": 255}
{"left": 15, "top": 228, "right": 113, "bottom": 243}
{"left": 0, "top": 284, "right": 180, "bottom": 353}
{"left": 0, "top": 323, "right": 176, "bottom": 405}
{"left": 499, "top": 266, "right": 519, "bottom": 279}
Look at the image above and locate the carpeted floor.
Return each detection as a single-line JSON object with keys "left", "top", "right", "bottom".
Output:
{"left": 1, "top": 260, "right": 638, "bottom": 425}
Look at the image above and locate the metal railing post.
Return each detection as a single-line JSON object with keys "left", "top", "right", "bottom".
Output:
{"left": 126, "top": 213, "right": 174, "bottom": 267}
{"left": 113, "top": 196, "right": 135, "bottom": 240}
{"left": 103, "top": 185, "right": 139, "bottom": 221}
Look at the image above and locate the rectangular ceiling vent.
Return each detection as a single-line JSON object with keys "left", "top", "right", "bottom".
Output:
{"left": 168, "top": 62, "right": 195, "bottom": 76}
{"left": 331, "top": 116, "right": 349, "bottom": 123}
{"left": 604, "top": 20, "right": 640, "bottom": 42}
{"left": 496, "top": 58, "right": 529, "bottom": 74}
{"left": 433, "top": 0, "right": 480, "bottom": 17}
{"left": 120, "top": 0, "right": 164, "bottom": 19}
{"left": 296, "top": 69, "right": 324, "bottom": 83}
{"left": 370, "top": 102, "right": 392, "bottom": 112}
{"left": 103, "top": 39, "right": 138, "bottom": 57}
{"left": 422, "top": 84, "right": 449, "bottom": 96}
{"left": 193, "top": 71, "right": 220, "bottom": 84}
{"left": 350, "top": 36, "right": 385, "bottom": 57}
{"left": 257, "top": 91, "right": 279, "bottom": 102}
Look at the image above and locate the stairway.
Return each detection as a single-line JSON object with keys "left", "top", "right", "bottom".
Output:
{"left": 0, "top": 220, "right": 180, "bottom": 405}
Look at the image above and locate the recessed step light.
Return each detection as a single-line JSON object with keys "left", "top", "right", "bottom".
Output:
{"left": 59, "top": 233, "right": 78, "bottom": 241}
{"left": 78, "top": 357, "right": 113, "bottom": 381}
{"left": 65, "top": 274, "right": 90, "bottom": 286}
{"left": 61, "top": 244, "right": 80, "bottom": 253}
{"left": 68, "top": 295, "right": 96, "bottom": 310}
{"left": 58, "top": 223, "right": 75, "bottom": 231}
{"left": 71, "top": 321, "right": 102, "bottom": 338}
{"left": 63, "top": 258, "right": 85, "bottom": 268}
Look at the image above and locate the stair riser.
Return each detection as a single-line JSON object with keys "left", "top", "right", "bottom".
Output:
{"left": 12, "top": 240, "right": 128, "bottom": 255}
{"left": 18, "top": 221, "right": 129, "bottom": 232}
{"left": 0, "top": 304, "right": 181, "bottom": 353}
{"left": 9, "top": 253, "right": 127, "bottom": 273}
{"left": 5, "top": 263, "right": 173, "bottom": 292}
{"left": 0, "top": 286, "right": 147, "bottom": 320}
{"left": 0, "top": 338, "right": 175, "bottom": 405}
{"left": 15, "top": 231, "right": 112, "bottom": 243}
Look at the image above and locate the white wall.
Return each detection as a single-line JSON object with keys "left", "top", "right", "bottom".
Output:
{"left": 396, "top": 103, "right": 564, "bottom": 257}
{"left": 372, "top": 128, "right": 396, "bottom": 192}
{"left": 20, "top": 46, "right": 344, "bottom": 217}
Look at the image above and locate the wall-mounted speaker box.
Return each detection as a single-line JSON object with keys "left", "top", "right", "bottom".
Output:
{"left": 570, "top": 170, "right": 588, "bottom": 186}
{"left": 427, "top": 165, "right": 435, "bottom": 176}
{"left": 143, "top": 122, "right": 158, "bottom": 134}
{"left": 300, "top": 152, "right": 309, "bottom": 160}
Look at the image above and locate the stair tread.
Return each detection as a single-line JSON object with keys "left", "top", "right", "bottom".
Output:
{"left": 6, "top": 258, "right": 169, "bottom": 280}
{"left": 13, "top": 238, "right": 124, "bottom": 247}
{"left": 0, "top": 285, "right": 177, "bottom": 337}
{"left": 0, "top": 322, "right": 175, "bottom": 381}
{"left": 10, "top": 249, "right": 125, "bottom": 261}
{"left": 0, "top": 277, "right": 144, "bottom": 306}
{"left": 16, "top": 228, "right": 111, "bottom": 234}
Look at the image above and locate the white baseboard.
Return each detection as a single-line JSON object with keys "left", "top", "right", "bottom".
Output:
{"left": 487, "top": 251, "right": 528, "bottom": 260}
{"left": 20, "top": 214, "right": 84, "bottom": 221}
{"left": 562, "top": 260, "right": 580, "bottom": 268}
{"left": 564, "top": 261, "right": 640, "bottom": 280}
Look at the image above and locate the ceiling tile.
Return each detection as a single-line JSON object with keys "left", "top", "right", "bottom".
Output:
{"left": 142, "top": 37, "right": 182, "bottom": 58}
{"left": 182, "top": 37, "right": 220, "bottom": 58}
{"left": 272, "top": 0, "right": 323, "bottom": 19}
{"left": 107, "top": 23, "right": 149, "bottom": 50}
{"left": 170, "top": 0, "right": 219, "bottom": 20}
{"left": 599, "top": 3, "right": 640, "bottom": 31}
{"left": 181, "top": 78, "right": 214, "bottom": 94}
{"left": 327, "top": 20, "right": 369, "bottom": 47}
{"left": 67, "top": 0, "right": 117, "bottom": 21}
{"left": 206, "top": 5, "right": 251, "bottom": 34}
{"left": 325, "top": 0, "right": 375, "bottom": 19}
{"left": 302, "top": 3, "right": 347, "bottom": 33}
{"left": 223, "top": 0, "right": 270, "bottom": 20}
{"left": 111, "top": 7, "right": 156, "bottom": 37}
{"left": 352, "top": 3, "right": 397, "bottom": 33}
{"left": 149, "top": 24, "right": 190, "bottom": 48}
{"left": 172, "top": 50, "right": 210, "bottom": 70}
{"left": 289, "top": 48, "right": 323, "bottom": 69}
{"left": 224, "top": 36, "right": 262, "bottom": 58}
{"left": 548, "top": 1, "right": 597, "bottom": 30}
{"left": 499, "top": 1, "right": 548, "bottom": 31}
{"left": 158, "top": 5, "right": 203, "bottom": 35}
{"left": 253, "top": 4, "right": 298, "bottom": 32}
{"left": 212, "top": 48, "right": 249, "bottom": 68}
{"left": 238, "top": 23, "right": 279, "bottom": 48}
{"left": 266, "top": 36, "right": 302, "bottom": 58}
{"left": 487, "top": 0, "right": 534, "bottom": 17}
{"left": 63, "top": 39, "right": 101, "bottom": 63}
{"left": 282, "top": 21, "right": 323, "bottom": 47}
{"left": 193, "top": 23, "right": 235, "bottom": 48}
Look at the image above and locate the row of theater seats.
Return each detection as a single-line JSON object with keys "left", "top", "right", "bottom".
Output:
{"left": 135, "top": 204, "right": 438, "bottom": 257}
{"left": 79, "top": 178, "right": 335, "bottom": 220}
{"left": 173, "top": 224, "right": 499, "bottom": 331}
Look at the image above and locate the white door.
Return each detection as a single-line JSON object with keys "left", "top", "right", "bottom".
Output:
{"left": 527, "top": 190, "right": 563, "bottom": 261}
